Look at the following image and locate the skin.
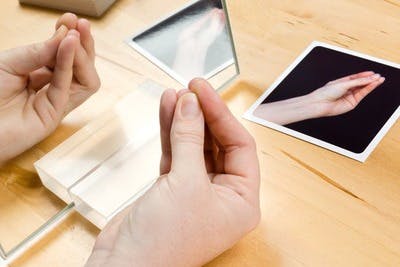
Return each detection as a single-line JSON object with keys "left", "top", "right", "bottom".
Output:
{"left": 3, "top": 12, "right": 386, "bottom": 267}
{"left": 0, "top": 13, "right": 100, "bottom": 164}
{"left": 86, "top": 78, "right": 261, "bottom": 267}
{"left": 173, "top": 8, "right": 226, "bottom": 80}
{"left": 1, "top": 13, "right": 259, "bottom": 266}
{"left": 254, "top": 71, "right": 386, "bottom": 125}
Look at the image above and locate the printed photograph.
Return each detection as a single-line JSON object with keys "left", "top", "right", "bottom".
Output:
{"left": 245, "top": 42, "right": 400, "bottom": 161}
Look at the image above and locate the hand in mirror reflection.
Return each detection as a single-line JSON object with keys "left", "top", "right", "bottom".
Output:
{"left": 254, "top": 71, "right": 385, "bottom": 125}
{"left": 0, "top": 13, "right": 100, "bottom": 164}
{"left": 86, "top": 79, "right": 261, "bottom": 267}
{"left": 172, "top": 8, "right": 226, "bottom": 80}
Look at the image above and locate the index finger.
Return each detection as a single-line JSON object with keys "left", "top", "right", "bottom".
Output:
{"left": 77, "top": 19, "right": 96, "bottom": 60}
{"left": 188, "top": 78, "right": 258, "bottom": 179}
{"left": 327, "top": 71, "right": 374, "bottom": 85}
{"left": 47, "top": 33, "right": 77, "bottom": 113}
{"left": 56, "top": 13, "right": 78, "bottom": 30}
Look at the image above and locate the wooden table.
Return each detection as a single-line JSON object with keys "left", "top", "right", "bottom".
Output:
{"left": 0, "top": 0, "right": 399, "bottom": 266}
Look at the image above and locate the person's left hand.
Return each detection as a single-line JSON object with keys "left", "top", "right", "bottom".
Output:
{"left": 0, "top": 13, "right": 100, "bottom": 164}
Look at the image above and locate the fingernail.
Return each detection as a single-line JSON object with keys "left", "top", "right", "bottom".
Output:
{"left": 180, "top": 93, "right": 201, "bottom": 119}
{"left": 52, "top": 25, "right": 66, "bottom": 38}
{"left": 189, "top": 78, "right": 206, "bottom": 93}
{"left": 68, "top": 29, "right": 80, "bottom": 37}
{"left": 190, "top": 78, "right": 204, "bottom": 86}
{"left": 177, "top": 89, "right": 190, "bottom": 98}
{"left": 380, "top": 77, "right": 385, "bottom": 82}
{"left": 371, "top": 74, "right": 381, "bottom": 79}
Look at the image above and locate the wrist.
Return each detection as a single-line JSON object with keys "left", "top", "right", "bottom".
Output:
{"left": 300, "top": 93, "right": 328, "bottom": 119}
{"left": 254, "top": 94, "right": 326, "bottom": 125}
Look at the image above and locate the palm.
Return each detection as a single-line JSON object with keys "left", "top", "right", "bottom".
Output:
{"left": 324, "top": 88, "right": 361, "bottom": 115}
{"left": 0, "top": 66, "right": 88, "bottom": 136}
{"left": 0, "top": 69, "right": 47, "bottom": 153}
{"left": 0, "top": 36, "right": 74, "bottom": 164}
{"left": 312, "top": 71, "right": 384, "bottom": 117}
{"left": 87, "top": 80, "right": 260, "bottom": 267}
{"left": 0, "top": 70, "right": 26, "bottom": 105}
{"left": 0, "top": 13, "right": 100, "bottom": 164}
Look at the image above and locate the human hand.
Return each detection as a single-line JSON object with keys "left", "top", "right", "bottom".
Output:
{"left": 0, "top": 13, "right": 100, "bottom": 164}
{"left": 86, "top": 78, "right": 260, "bottom": 267}
{"left": 54, "top": 13, "right": 100, "bottom": 113}
{"left": 173, "top": 8, "right": 226, "bottom": 80}
{"left": 254, "top": 71, "right": 385, "bottom": 125}
{"left": 309, "top": 71, "right": 385, "bottom": 117}
{"left": 178, "top": 8, "right": 226, "bottom": 48}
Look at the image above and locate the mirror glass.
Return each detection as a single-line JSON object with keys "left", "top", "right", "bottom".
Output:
{"left": 0, "top": 163, "right": 71, "bottom": 264}
{"left": 127, "top": 0, "right": 239, "bottom": 90}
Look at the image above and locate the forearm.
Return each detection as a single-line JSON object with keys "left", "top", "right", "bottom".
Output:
{"left": 253, "top": 94, "right": 324, "bottom": 125}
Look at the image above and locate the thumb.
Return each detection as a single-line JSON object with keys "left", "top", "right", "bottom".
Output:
{"left": 47, "top": 32, "right": 78, "bottom": 113}
{"left": 170, "top": 93, "right": 207, "bottom": 179}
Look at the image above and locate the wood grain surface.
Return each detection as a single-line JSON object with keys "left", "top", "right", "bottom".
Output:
{"left": 0, "top": 0, "right": 399, "bottom": 266}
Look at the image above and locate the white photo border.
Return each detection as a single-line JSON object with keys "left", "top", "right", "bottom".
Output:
{"left": 243, "top": 41, "right": 400, "bottom": 162}
{"left": 125, "top": 0, "right": 235, "bottom": 87}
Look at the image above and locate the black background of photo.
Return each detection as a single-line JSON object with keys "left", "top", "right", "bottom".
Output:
{"left": 261, "top": 46, "right": 400, "bottom": 154}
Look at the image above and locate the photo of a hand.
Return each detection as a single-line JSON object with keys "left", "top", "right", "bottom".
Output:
{"left": 86, "top": 79, "right": 260, "bottom": 267}
{"left": 254, "top": 71, "right": 385, "bottom": 125}
{"left": 309, "top": 71, "right": 385, "bottom": 116}
{"left": 0, "top": 13, "right": 100, "bottom": 164}
{"left": 173, "top": 8, "right": 226, "bottom": 80}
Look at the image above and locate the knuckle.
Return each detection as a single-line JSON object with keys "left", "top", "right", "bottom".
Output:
{"left": 249, "top": 135, "right": 257, "bottom": 147}
{"left": 29, "top": 44, "right": 44, "bottom": 67}
{"left": 171, "top": 128, "right": 203, "bottom": 146}
{"left": 87, "top": 74, "right": 101, "bottom": 93}
{"left": 244, "top": 134, "right": 257, "bottom": 149}
{"left": 92, "top": 76, "right": 101, "bottom": 91}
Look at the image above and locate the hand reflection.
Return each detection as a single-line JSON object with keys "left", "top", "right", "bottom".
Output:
{"left": 172, "top": 8, "right": 226, "bottom": 81}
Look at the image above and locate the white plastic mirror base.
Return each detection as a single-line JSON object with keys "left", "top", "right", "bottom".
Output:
{"left": 35, "top": 81, "right": 163, "bottom": 228}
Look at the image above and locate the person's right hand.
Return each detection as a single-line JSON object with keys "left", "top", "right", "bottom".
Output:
{"left": 309, "top": 71, "right": 385, "bottom": 117}
{"left": 253, "top": 71, "right": 385, "bottom": 126}
{"left": 86, "top": 78, "right": 261, "bottom": 267}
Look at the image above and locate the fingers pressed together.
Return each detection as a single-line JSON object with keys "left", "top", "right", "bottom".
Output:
{"left": 55, "top": 13, "right": 100, "bottom": 92}
{"left": 327, "top": 71, "right": 385, "bottom": 102}
{"left": 159, "top": 78, "right": 260, "bottom": 202}
{"left": 328, "top": 71, "right": 385, "bottom": 90}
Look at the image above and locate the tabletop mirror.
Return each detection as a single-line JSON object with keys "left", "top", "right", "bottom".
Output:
{"left": 127, "top": 0, "right": 239, "bottom": 90}
{"left": 0, "top": 0, "right": 239, "bottom": 265}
